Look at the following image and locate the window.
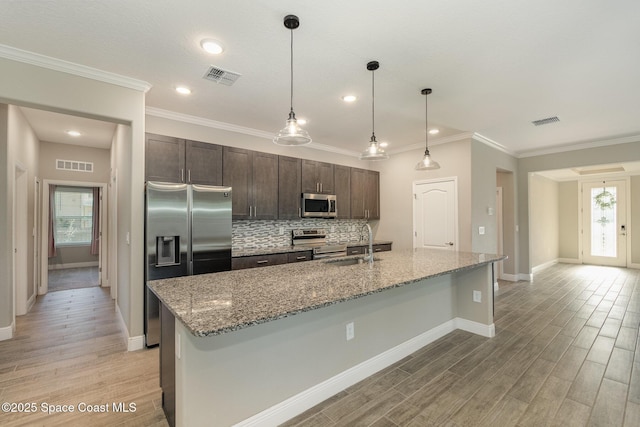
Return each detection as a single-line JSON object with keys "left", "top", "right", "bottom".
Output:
{"left": 54, "top": 187, "right": 94, "bottom": 245}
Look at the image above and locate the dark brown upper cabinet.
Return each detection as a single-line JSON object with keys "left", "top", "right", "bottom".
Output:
{"left": 301, "top": 160, "right": 334, "bottom": 194}
{"left": 334, "top": 165, "right": 351, "bottom": 219}
{"left": 278, "top": 156, "right": 302, "bottom": 219}
{"left": 145, "top": 133, "right": 222, "bottom": 186}
{"left": 223, "top": 147, "right": 278, "bottom": 220}
{"left": 351, "top": 168, "right": 380, "bottom": 220}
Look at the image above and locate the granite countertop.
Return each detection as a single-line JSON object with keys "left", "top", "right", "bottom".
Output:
{"left": 148, "top": 248, "right": 504, "bottom": 338}
{"left": 232, "top": 241, "right": 393, "bottom": 258}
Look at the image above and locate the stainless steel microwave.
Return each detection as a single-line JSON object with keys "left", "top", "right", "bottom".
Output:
{"left": 301, "top": 193, "right": 337, "bottom": 218}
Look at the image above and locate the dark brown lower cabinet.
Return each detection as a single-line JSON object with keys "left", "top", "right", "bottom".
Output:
{"left": 232, "top": 253, "right": 289, "bottom": 270}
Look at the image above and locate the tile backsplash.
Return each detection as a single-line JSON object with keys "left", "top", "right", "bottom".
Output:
{"left": 232, "top": 219, "right": 369, "bottom": 250}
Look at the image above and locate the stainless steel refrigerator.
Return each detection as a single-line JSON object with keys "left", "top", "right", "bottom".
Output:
{"left": 145, "top": 181, "right": 232, "bottom": 347}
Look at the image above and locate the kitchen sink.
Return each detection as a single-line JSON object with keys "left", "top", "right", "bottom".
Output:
{"left": 323, "top": 257, "right": 380, "bottom": 266}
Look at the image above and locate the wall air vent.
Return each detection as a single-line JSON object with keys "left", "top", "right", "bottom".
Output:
{"left": 56, "top": 159, "right": 94, "bottom": 172}
{"left": 203, "top": 66, "right": 242, "bottom": 86}
{"left": 532, "top": 116, "right": 560, "bottom": 126}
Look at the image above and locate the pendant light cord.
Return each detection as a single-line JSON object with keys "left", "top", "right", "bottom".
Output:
{"left": 424, "top": 91, "right": 428, "bottom": 154}
{"left": 371, "top": 68, "right": 376, "bottom": 141}
{"left": 289, "top": 28, "right": 294, "bottom": 116}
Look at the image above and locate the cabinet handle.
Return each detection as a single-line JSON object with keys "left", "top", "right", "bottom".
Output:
{"left": 374, "top": 248, "right": 382, "bottom": 252}
{"left": 298, "top": 207, "right": 301, "bottom": 217}
{"left": 256, "top": 260, "right": 269, "bottom": 264}
{"left": 188, "top": 169, "right": 191, "bottom": 183}
{"left": 296, "top": 256, "right": 307, "bottom": 260}
{"left": 320, "top": 182, "right": 323, "bottom": 193}
{"left": 254, "top": 206, "right": 257, "bottom": 217}
{"left": 181, "top": 168, "right": 184, "bottom": 182}
{"left": 350, "top": 250, "right": 359, "bottom": 254}
{"left": 249, "top": 206, "right": 252, "bottom": 217}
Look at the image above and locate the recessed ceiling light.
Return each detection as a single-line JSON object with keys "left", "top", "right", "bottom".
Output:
{"left": 379, "top": 142, "right": 388, "bottom": 148}
{"left": 66, "top": 130, "right": 81, "bottom": 137}
{"left": 297, "top": 118, "right": 307, "bottom": 125}
{"left": 200, "top": 39, "right": 224, "bottom": 55}
{"left": 176, "top": 86, "right": 192, "bottom": 95}
{"left": 428, "top": 129, "right": 440, "bottom": 135}
{"left": 342, "top": 95, "right": 357, "bottom": 103}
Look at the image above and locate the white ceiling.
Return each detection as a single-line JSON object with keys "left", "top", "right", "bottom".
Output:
{"left": 2, "top": 0, "right": 640, "bottom": 158}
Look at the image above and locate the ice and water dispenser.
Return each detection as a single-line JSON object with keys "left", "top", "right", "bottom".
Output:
{"left": 156, "top": 236, "right": 180, "bottom": 266}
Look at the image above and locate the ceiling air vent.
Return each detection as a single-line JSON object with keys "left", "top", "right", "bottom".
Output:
{"left": 532, "top": 116, "right": 560, "bottom": 126}
{"left": 203, "top": 66, "right": 242, "bottom": 86}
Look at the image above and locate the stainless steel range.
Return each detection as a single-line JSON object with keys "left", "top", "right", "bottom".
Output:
{"left": 292, "top": 229, "right": 347, "bottom": 259}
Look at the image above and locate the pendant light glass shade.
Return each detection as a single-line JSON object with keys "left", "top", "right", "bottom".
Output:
{"left": 274, "top": 15, "right": 311, "bottom": 146}
{"left": 360, "top": 61, "right": 389, "bottom": 161}
{"left": 415, "top": 88, "right": 440, "bottom": 170}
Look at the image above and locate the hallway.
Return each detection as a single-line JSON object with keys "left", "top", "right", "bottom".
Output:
{"left": 0, "top": 286, "right": 166, "bottom": 426}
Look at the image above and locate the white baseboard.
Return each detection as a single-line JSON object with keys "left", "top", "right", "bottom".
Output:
{"left": 628, "top": 263, "right": 640, "bottom": 270}
{"left": 0, "top": 321, "right": 15, "bottom": 341}
{"left": 519, "top": 273, "right": 533, "bottom": 282}
{"left": 455, "top": 318, "right": 495, "bottom": 338}
{"left": 115, "top": 304, "right": 145, "bottom": 352}
{"left": 532, "top": 259, "right": 558, "bottom": 274}
{"left": 500, "top": 273, "right": 519, "bottom": 282}
{"left": 235, "top": 317, "right": 495, "bottom": 426}
{"left": 48, "top": 261, "right": 99, "bottom": 270}
{"left": 558, "top": 258, "right": 581, "bottom": 264}
{"left": 27, "top": 292, "right": 36, "bottom": 313}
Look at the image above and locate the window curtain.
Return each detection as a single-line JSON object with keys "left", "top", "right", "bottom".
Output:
{"left": 90, "top": 187, "right": 100, "bottom": 255}
{"left": 48, "top": 184, "right": 56, "bottom": 258}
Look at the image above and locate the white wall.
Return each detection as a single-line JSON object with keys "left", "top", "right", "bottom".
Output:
{"left": 529, "top": 173, "right": 559, "bottom": 269}
{"left": 558, "top": 181, "right": 579, "bottom": 260}
{"left": 39, "top": 141, "right": 111, "bottom": 183}
{"left": 376, "top": 139, "right": 473, "bottom": 251}
{"left": 0, "top": 56, "right": 146, "bottom": 341}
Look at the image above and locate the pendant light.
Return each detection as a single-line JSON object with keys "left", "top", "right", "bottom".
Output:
{"left": 415, "top": 88, "right": 440, "bottom": 170}
{"left": 274, "top": 14, "right": 311, "bottom": 146}
{"left": 359, "top": 61, "right": 389, "bottom": 160}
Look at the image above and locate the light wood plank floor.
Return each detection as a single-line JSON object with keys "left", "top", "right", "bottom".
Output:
{"left": 48, "top": 267, "right": 100, "bottom": 292}
{"left": 2, "top": 264, "right": 638, "bottom": 426}
{"left": 282, "top": 264, "right": 640, "bottom": 427}
{"left": 0, "top": 286, "right": 168, "bottom": 426}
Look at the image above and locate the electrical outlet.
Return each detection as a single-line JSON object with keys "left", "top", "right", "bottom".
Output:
{"left": 346, "top": 322, "right": 355, "bottom": 341}
{"left": 478, "top": 226, "right": 485, "bottom": 235}
{"left": 473, "top": 290, "right": 482, "bottom": 303}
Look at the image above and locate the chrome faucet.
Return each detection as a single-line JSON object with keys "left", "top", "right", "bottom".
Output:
{"left": 361, "top": 223, "right": 374, "bottom": 265}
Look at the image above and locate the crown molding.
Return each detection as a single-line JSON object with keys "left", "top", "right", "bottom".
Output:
{"left": 387, "top": 132, "right": 476, "bottom": 155}
{"left": 0, "top": 44, "right": 151, "bottom": 92}
{"left": 145, "top": 107, "right": 362, "bottom": 158}
{"left": 471, "top": 133, "right": 517, "bottom": 157}
{"left": 516, "top": 133, "right": 640, "bottom": 158}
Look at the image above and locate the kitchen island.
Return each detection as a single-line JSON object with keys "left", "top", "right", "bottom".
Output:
{"left": 149, "top": 248, "right": 504, "bottom": 427}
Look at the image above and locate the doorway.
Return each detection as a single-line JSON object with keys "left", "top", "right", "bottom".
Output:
{"left": 495, "top": 187, "right": 504, "bottom": 282}
{"left": 581, "top": 179, "right": 628, "bottom": 267}
{"left": 413, "top": 177, "right": 458, "bottom": 250}
{"left": 41, "top": 181, "right": 108, "bottom": 293}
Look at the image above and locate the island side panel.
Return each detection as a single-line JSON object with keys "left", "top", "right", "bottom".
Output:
{"left": 454, "top": 263, "right": 495, "bottom": 336}
{"left": 175, "top": 274, "right": 455, "bottom": 426}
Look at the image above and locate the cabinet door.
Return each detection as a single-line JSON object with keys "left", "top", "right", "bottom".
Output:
{"left": 185, "top": 140, "right": 222, "bottom": 185}
{"left": 301, "top": 159, "right": 320, "bottom": 193}
{"left": 252, "top": 151, "right": 278, "bottom": 220}
{"left": 145, "top": 133, "right": 185, "bottom": 183}
{"left": 317, "top": 161, "right": 335, "bottom": 194}
{"left": 222, "top": 147, "right": 252, "bottom": 219}
{"left": 278, "top": 156, "right": 301, "bottom": 219}
{"left": 350, "top": 167, "right": 367, "bottom": 219}
{"left": 365, "top": 170, "right": 380, "bottom": 219}
{"left": 334, "top": 165, "right": 351, "bottom": 219}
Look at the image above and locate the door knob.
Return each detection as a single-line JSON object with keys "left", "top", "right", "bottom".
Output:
{"left": 446, "top": 242, "right": 454, "bottom": 246}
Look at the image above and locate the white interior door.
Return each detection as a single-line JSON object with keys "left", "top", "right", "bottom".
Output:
{"left": 414, "top": 178, "right": 457, "bottom": 250}
{"left": 582, "top": 180, "right": 627, "bottom": 267}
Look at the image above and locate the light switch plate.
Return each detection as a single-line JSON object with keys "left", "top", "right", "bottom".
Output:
{"left": 473, "top": 290, "right": 482, "bottom": 303}
{"left": 478, "top": 226, "right": 485, "bottom": 235}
